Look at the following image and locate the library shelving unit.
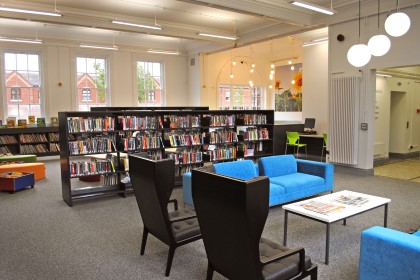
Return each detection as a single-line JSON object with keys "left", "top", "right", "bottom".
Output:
{"left": 0, "top": 126, "right": 60, "bottom": 156}
{"left": 59, "top": 109, "right": 274, "bottom": 206}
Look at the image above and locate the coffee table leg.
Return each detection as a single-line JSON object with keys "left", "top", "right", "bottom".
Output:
{"left": 384, "top": 203, "right": 388, "bottom": 228}
{"left": 325, "top": 223, "right": 330, "bottom": 265}
{"left": 283, "top": 210, "right": 288, "bottom": 246}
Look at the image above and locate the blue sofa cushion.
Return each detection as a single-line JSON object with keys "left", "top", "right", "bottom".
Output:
{"left": 214, "top": 160, "right": 257, "bottom": 180}
{"left": 258, "top": 155, "right": 297, "bottom": 178}
{"left": 269, "top": 173, "right": 325, "bottom": 193}
{"left": 413, "top": 230, "right": 420, "bottom": 237}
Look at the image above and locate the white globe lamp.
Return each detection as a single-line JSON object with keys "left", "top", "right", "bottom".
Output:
{"left": 347, "top": 44, "right": 371, "bottom": 67}
{"left": 368, "top": 34, "right": 391, "bottom": 56}
{"left": 385, "top": 12, "right": 411, "bottom": 37}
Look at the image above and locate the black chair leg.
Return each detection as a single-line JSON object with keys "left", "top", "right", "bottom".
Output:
{"left": 206, "top": 263, "right": 214, "bottom": 280}
{"left": 310, "top": 265, "right": 318, "bottom": 280}
{"left": 165, "top": 245, "right": 176, "bottom": 277}
{"left": 140, "top": 228, "right": 148, "bottom": 255}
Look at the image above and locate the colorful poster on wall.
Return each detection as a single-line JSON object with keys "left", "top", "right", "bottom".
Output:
{"left": 274, "top": 63, "right": 303, "bottom": 112}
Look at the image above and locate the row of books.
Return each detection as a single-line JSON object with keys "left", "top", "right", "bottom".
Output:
{"left": 0, "top": 146, "right": 12, "bottom": 154}
{"left": 120, "top": 151, "right": 163, "bottom": 171}
{"left": 49, "top": 133, "right": 60, "bottom": 142}
{"left": 20, "top": 144, "right": 49, "bottom": 154}
{"left": 0, "top": 135, "right": 19, "bottom": 144}
{"left": 206, "top": 115, "right": 235, "bottom": 127}
{"left": 119, "top": 116, "right": 163, "bottom": 130}
{"left": 238, "top": 127, "right": 269, "bottom": 141}
{"left": 167, "top": 151, "right": 203, "bottom": 165}
{"left": 163, "top": 115, "right": 201, "bottom": 128}
{"left": 67, "top": 117, "right": 115, "bottom": 133}
{"left": 120, "top": 136, "right": 164, "bottom": 151}
{"left": 208, "top": 129, "right": 238, "bottom": 144}
{"left": 50, "top": 143, "right": 60, "bottom": 152}
{"left": 68, "top": 138, "right": 116, "bottom": 155}
{"left": 166, "top": 133, "right": 204, "bottom": 147}
{"left": 19, "top": 133, "right": 48, "bottom": 143}
{"left": 69, "top": 160, "right": 115, "bottom": 177}
{"left": 237, "top": 114, "right": 268, "bottom": 125}
{"left": 205, "top": 147, "right": 237, "bottom": 161}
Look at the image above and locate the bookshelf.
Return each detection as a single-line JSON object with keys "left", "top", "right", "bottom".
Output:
{"left": 0, "top": 127, "right": 60, "bottom": 156}
{"left": 59, "top": 109, "right": 274, "bottom": 206}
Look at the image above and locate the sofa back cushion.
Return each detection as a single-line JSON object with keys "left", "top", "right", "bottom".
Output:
{"left": 213, "top": 160, "right": 257, "bottom": 180}
{"left": 258, "top": 155, "right": 297, "bottom": 177}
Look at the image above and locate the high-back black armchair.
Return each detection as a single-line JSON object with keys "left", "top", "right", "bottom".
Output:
{"left": 129, "top": 155, "right": 202, "bottom": 277}
{"left": 192, "top": 168, "right": 318, "bottom": 280}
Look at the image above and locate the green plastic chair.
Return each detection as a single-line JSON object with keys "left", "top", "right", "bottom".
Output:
{"left": 285, "top": 131, "right": 307, "bottom": 159}
{"left": 321, "top": 133, "right": 328, "bottom": 162}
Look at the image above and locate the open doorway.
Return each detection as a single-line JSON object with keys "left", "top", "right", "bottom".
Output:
{"left": 374, "top": 66, "right": 420, "bottom": 182}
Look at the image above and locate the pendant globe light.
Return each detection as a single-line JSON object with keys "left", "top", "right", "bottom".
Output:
{"left": 368, "top": 0, "right": 391, "bottom": 56}
{"left": 347, "top": 0, "right": 371, "bottom": 67}
{"left": 385, "top": 0, "right": 410, "bottom": 37}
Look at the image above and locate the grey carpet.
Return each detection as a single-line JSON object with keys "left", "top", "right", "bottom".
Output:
{"left": 1, "top": 159, "right": 419, "bottom": 280}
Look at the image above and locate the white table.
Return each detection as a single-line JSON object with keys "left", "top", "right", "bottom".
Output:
{"left": 282, "top": 190, "right": 390, "bottom": 264}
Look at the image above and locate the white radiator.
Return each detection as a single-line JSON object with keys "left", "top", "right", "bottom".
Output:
{"left": 329, "top": 76, "right": 360, "bottom": 165}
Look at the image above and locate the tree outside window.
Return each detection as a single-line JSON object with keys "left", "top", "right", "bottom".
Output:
{"left": 3, "top": 52, "right": 42, "bottom": 119}
{"left": 76, "top": 57, "right": 108, "bottom": 111}
{"left": 137, "top": 61, "right": 163, "bottom": 106}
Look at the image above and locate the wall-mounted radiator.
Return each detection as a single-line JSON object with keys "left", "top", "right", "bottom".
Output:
{"left": 329, "top": 76, "right": 360, "bottom": 165}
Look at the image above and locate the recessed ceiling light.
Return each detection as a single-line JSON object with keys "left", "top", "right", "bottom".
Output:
{"left": 0, "top": 37, "right": 43, "bottom": 44}
{"left": 198, "top": 32, "right": 237, "bottom": 41}
{"left": 147, "top": 50, "right": 180, "bottom": 55}
{"left": 291, "top": 1, "right": 335, "bottom": 15}
{"left": 80, "top": 44, "right": 118, "bottom": 50}
{"left": 112, "top": 20, "right": 162, "bottom": 30}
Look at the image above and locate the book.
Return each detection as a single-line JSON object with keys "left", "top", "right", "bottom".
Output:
{"left": 6, "top": 117, "right": 16, "bottom": 128}
{"left": 50, "top": 117, "right": 59, "bottom": 127}
{"left": 331, "top": 195, "right": 369, "bottom": 207}
{"left": 37, "top": 117, "right": 46, "bottom": 127}
{"left": 28, "top": 116, "right": 36, "bottom": 124}
{"left": 18, "top": 119, "right": 27, "bottom": 128}
{"left": 299, "top": 200, "right": 345, "bottom": 215}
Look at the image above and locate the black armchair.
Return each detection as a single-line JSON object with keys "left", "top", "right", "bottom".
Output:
{"left": 128, "top": 155, "right": 202, "bottom": 277}
{"left": 192, "top": 168, "right": 318, "bottom": 280}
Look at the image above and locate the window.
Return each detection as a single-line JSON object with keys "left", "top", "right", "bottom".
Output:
{"left": 3, "top": 52, "right": 42, "bottom": 118}
{"left": 11, "top": 88, "right": 21, "bottom": 101}
{"left": 82, "top": 88, "right": 91, "bottom": 101}
{"left": 137, "top": 61, "right": 163, "bottom": 106}
{"left": 76, "top": 56, "right": 108, "bottom": 111}
{"left": 218, "top": 84, "right": 263, "bottom": 110}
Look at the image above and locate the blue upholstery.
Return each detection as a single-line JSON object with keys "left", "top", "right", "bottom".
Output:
{"left": 213, "top": 160, "right": 257, "bottom": 180}
{"left": 258, "top": 155, "right": 334, "bottom": 207}
{"left": 359, "top": 226, "right": 420, "bottom": 280}
{"left": 183, "top": 155, "right": 334, "bottom": 207}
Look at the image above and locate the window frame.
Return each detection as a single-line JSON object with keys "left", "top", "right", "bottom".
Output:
{"left": 75, "top": 55, "right": 109, "bottom": 111}
{"left": 218, "top": 84, "right": 264, "bottom": 110}
{"left": 135, "top": 60, "right": 165, "bottom": 106}
{"left": 2, "top": 50, "right": 44, "bottom": 119}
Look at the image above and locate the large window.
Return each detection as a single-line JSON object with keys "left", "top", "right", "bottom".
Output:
{"left": 76, "top": 56, "right": 108, "bottom": 111}
{"left": 137, "top": 61, "right": 163, "bottom": 106}
{"left": 4, "top": 52, "right": 42, "bottom": 118}
{"left": 219, "top": 84, "right": 263, "bottom": 110}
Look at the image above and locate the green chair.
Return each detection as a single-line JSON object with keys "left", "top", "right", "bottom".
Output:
{"left": 285, "top": 131, "right": 307, "bottom": 159}
{"left": 321, "top": 133, "right": 328, "bottom": 162}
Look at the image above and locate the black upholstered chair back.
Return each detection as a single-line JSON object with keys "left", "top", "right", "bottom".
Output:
{"left": 192, "top": 168, "right": 270, "bottom": 280}
{"left": 129, "top": 155, "right": 175, "bottom": 245}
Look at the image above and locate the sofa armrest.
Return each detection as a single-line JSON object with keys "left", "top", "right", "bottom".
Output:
{"left": 359, "top": 226, "right": 420, "bottom": 280}
{"left": 296, "top": 159, "right": 334, "bottom": 191}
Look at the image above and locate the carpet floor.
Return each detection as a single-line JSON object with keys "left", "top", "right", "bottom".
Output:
{"left": 0, "top": 159, "right": 419, "bottom": 280}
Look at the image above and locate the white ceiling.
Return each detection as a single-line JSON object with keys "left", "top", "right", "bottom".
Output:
{"left": 0, "top": 0, "right": 419, "bottom": 54}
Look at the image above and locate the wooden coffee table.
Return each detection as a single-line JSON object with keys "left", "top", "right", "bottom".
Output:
{"left": 282, "top": 190, "right": 390, "bottom": 264}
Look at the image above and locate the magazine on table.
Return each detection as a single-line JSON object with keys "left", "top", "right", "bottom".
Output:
{"left": 299, "top": 200, "right": 345, "bottom": 215}
{"left": 330, "top": 195, "right": 370, "bottom": 207}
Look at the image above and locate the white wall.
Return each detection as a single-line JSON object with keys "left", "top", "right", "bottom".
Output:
{"left": 329, "top": 6, "right": 420, "bottom": 169}
{"left": 198, "top": 40, "right": 329, "bottom": 126}
{"left": 1, "top": 43, "right": 189, "bottom": 120}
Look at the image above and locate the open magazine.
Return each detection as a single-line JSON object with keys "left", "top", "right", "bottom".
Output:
{"left": 299, "top": 200, "right": 345, "bottom": 215}
{"left": 330, "top": 195, "right": 370, "bottom": 206}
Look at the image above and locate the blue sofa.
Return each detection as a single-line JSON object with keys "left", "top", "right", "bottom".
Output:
{"left": 359, "top": 226, "right": 420, "bottom": 280}
{"left": 258, "top": 155, "right": 334, "bottom": 206}
{"left": 183, "top": 155, "right": 334, "bottom": 207}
